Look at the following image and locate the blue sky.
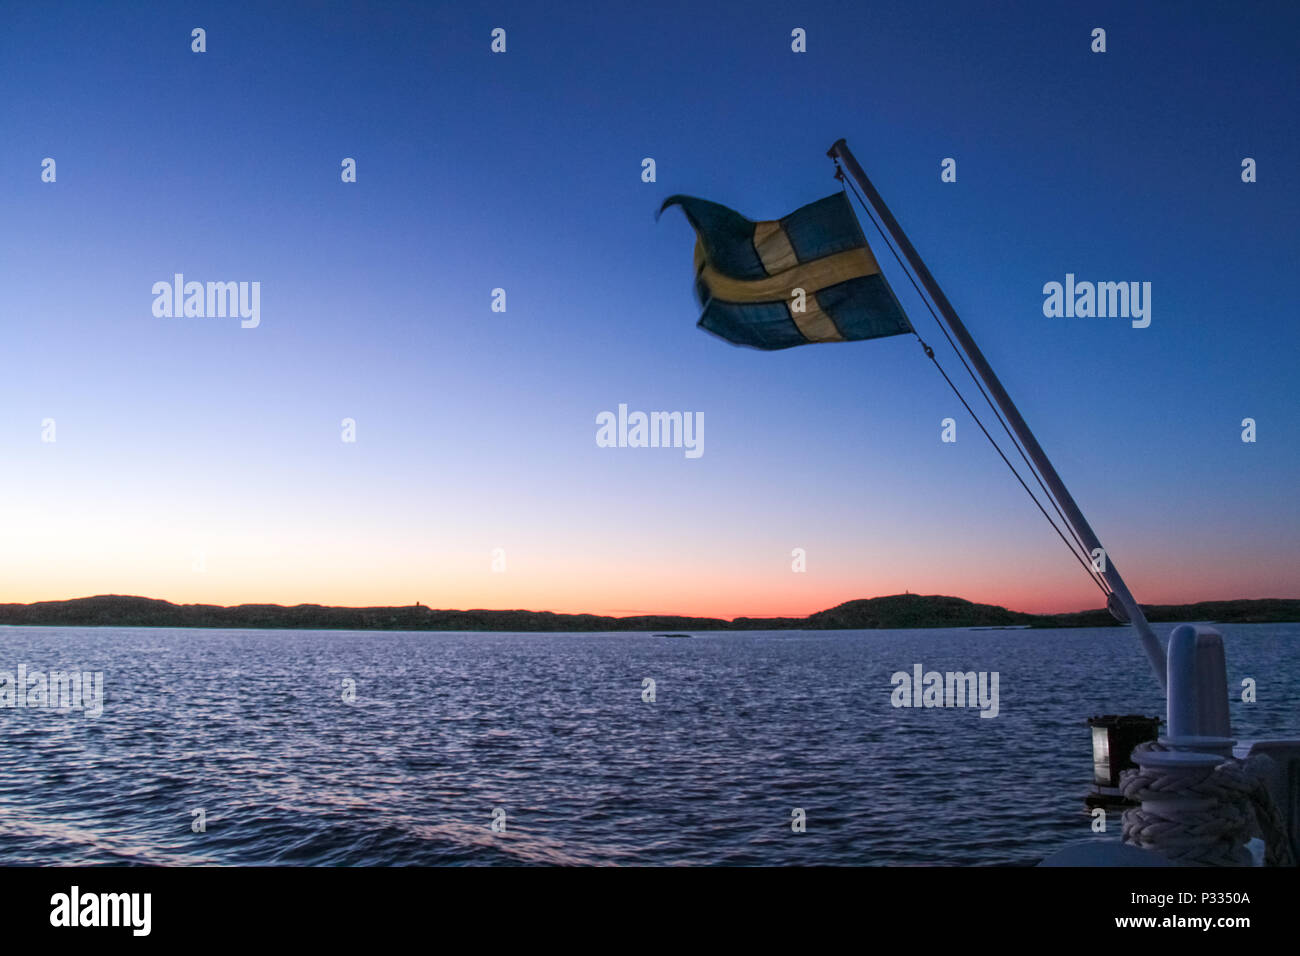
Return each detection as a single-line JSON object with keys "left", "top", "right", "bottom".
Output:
{"left": 1, "top": 0, "right": 1296, "bottom": 614}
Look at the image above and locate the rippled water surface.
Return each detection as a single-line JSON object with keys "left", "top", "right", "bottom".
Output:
{"left": 0, "top": 623, "right": 1294, "bottom": 865}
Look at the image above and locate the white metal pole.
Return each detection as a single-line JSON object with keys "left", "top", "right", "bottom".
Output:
{"left": 828, "top": 138, "right": 1166, "bottom": 690}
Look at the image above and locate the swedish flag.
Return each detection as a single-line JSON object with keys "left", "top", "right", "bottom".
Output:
{"left": 661, "top": 191, "right": 913, "bottom": 350}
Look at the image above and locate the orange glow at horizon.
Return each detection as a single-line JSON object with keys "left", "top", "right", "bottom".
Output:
{"left": 3, "top": 477, "right": 1297, "bottom": 621}
{"left": 4, "top": 550, "right": 1295, "bottom": 621}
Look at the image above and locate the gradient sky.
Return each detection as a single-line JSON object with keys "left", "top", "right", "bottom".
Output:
{"left": 1, "top": 1, "right": 1297, "bottom": 617}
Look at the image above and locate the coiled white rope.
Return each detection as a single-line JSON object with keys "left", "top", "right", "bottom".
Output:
{"left": 1120, "top": 742, "right": 1295, "bottom": 867}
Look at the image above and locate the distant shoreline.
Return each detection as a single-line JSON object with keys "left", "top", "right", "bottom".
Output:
{"left": 1, "top": 594, "right": 1296, "bottom": 632}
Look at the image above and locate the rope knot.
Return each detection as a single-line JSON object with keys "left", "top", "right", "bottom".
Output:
{"left": 1120, "top": 742, "right": 1295, "bottom": 866}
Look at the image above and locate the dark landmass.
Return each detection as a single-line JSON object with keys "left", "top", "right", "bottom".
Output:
{"left": 1031, "top": 599, "right": 1300, "bottom": 628}
{"left": 0, "top": 593, "right": 1296, "bottom": 632}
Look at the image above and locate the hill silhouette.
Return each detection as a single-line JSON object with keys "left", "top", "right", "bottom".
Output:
{"left": 0, "top": 593, "right": 1296, "bottom": 631}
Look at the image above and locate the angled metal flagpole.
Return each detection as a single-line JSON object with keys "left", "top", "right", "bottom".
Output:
{"left": 828, "top": 138, "right": 1167, "bottom": 691}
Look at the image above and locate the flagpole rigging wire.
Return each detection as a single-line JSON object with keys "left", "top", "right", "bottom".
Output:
{"left": 834, "top": 165, "right": 1112, "bottom": 599}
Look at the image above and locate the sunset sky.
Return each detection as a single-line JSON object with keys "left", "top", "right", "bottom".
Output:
{"left": 1, "top": 1, "right": 1297, "bottom": 617}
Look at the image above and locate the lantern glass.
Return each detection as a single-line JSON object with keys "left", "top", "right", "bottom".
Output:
{"left": 1091, "top": 725, "right": 1113, "bottom": 786}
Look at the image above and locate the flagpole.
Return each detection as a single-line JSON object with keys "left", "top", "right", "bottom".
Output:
{"left": 827, "top": 138, "right": 1167, "bottom": 691}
